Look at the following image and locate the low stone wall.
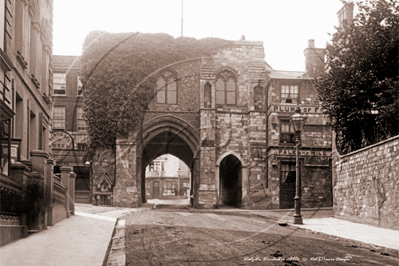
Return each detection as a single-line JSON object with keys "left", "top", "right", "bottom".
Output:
{"left": 333, "top": 135, "right": 399, "bottom": 230}
{"left": 52, "top": 204, "right": 67, "bottom": 225}
{"left": 0, "top": 215, "right": 27, "bottom": 246}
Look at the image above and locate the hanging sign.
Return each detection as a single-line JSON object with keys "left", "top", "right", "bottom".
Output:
{"left": 50, "top": 131, "right": 73, "bottom": 149}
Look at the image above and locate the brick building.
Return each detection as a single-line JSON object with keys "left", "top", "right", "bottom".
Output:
{"left": 265, "top": 40, "right": 332, "bottom": 209}
{"left": 52, "top": 55, "right": 90, "bottom": 203}
{"left": 89, "top": 37, "right": 332, "bottom": 209}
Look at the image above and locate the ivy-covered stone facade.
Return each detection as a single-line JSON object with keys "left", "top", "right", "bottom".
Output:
{"left": 90, "top": 39, "right": 333, "bottom": 209}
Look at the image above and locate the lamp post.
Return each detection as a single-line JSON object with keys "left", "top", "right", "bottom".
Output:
{"left": 290, "top": 105, "right": 307, "bottom": 224}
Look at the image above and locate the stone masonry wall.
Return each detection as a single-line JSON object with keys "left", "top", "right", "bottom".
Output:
{"left": 333, "top": 135, "right": 399, "bottom": 230}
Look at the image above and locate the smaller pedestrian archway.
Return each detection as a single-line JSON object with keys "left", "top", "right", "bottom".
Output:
{"left": 216, "top": 152, "right": 247, "bottom": 207}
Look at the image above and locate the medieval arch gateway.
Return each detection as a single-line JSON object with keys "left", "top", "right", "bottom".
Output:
{"left": 91, "top": 39, "right": 333, "bottom": 209}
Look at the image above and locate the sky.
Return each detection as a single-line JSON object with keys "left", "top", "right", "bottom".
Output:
{"left": 53, "top": 0, "right": 358, "bottom": 71}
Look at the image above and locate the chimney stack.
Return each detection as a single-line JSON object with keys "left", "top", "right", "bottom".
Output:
{"left": 337, "top": 2, "right": 354, "bottom": 27}
{"left": 304, "top": 40, "right": 326, "bottom": 78}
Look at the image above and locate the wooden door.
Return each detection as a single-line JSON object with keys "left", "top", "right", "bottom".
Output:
{"left": 280, "top": 162, "right": 297, "bottom": 209}
{"left": 153, "top": 181, "right": 160, "bottom": 199}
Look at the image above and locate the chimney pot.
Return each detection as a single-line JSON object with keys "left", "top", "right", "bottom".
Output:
{"left": 308, "top": 39, "right": 315, "bottom": 48}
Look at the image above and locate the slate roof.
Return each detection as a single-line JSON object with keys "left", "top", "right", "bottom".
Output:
{"left": 267, "top": 70, "right": 309, "bottom": 79}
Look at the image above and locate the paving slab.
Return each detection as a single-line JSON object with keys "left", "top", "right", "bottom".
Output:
{"left": 0, "top": 204, "right": 150, "bottom": 266}
{"left": 291, "top": 217, "right": 399, "bottom": 251}
{"left": 0, "top": 214, "right": 116, "bottom": 266}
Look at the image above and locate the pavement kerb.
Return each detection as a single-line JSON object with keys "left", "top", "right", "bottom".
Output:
{"left": 287, "top": 223, "right": 399, "bottom": 257}
{"left": 103, "top": 207, "right": 153, "bottom": 266}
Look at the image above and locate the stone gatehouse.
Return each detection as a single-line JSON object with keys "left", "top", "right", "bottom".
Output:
{"left": 91, "top": 38, "right": 333, "bottom": 209}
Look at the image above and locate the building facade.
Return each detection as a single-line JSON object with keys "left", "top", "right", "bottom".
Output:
{"left": 0, "top": 0, "right": 76, "bottom": 246}
{"left": 52, "top": 55, "right": 90, "bottom": 203}
{"left": 90, "top": 37, "right": 332, "bottom": 209}
{"left": 264, "top": 40, "right": 332, "bottom": 209}
{"left": 1, "top": 0, "right": 53, "bottom": 173}
{"left": 145, "top": 154, "right": 190, "bottom": 200}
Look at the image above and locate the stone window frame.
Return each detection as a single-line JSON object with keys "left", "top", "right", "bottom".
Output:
{"left": 156, "top": 69, "right": 178, "bottom": 105}
{"left": 279, "top": 117, "right": 296, "bottom": 145}
{"left": 215, "top": 69, "right": 238, "bottom": 107}
{"left": 280, "top": 82, "right": 299, "bottom": 104}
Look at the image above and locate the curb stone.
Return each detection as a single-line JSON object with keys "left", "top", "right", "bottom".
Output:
{"left": 288, "top": 223, "right": 399, "bottom": 257}
{"left": 104, "top": 208, "right": 153, "bottom": 266}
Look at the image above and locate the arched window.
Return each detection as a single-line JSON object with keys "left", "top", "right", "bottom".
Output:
{"left": 156, "top": 71, "right": 177, "bottom": 104}
{"left": 204, "top": 82, "right": 211, "bottom": 108}
{"left": 215, "top": 70, "right": 237, "bottom": 106}
{"left": 254, "top": 85, "right": 263, "bottom": 110}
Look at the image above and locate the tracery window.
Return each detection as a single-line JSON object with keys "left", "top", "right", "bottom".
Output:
{"left": 216, "top": 70, "right": 237, "bottom": 106}
{"left": 156, "top": 71, "right": 177, "bottom": 104}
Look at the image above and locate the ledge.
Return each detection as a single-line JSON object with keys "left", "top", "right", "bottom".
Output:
{"left": 16, "top": 51, "right": 28, "bottom": 69}
{"left": 0, "top": 49, "right": 14, "bottom": 71}
{"left": 30, "top": 74, "right": 40, "bottom": 89}
{"left": 30, "top": 150, "right": 50, "bottom": 159}
{"left": 42, "top": 92, "right": 52, "bottom": 104}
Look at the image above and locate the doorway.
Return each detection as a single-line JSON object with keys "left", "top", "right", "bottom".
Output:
{"left": 153, "top": 181, "right": 160, "bottom": 199}
{"left": 219, "top": 155, "right": 242, "bottom": 207}
{"left": 279, "top": 162, "right": 299, "bottom": 209}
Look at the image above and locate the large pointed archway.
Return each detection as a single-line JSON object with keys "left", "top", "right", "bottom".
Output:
{"left": 137, "top": 116, "right": 200, "bottom": 206}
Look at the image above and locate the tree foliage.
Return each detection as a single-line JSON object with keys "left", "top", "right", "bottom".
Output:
{"left": 79, "top": 32, "right": 233, "bottom": 157}
{"left": 316, "top": 0, "right": 399, "bottom": 154}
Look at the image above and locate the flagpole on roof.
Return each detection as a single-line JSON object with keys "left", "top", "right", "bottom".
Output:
{"left": 181, "top": 0, "right": 184, "bottom": 37}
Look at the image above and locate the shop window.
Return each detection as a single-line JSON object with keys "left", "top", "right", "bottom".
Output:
{"left": 281, "top": 85, "right": 298, "bottom": 103}
{"left": 53, "top": 106, "right": 65, "bottom": 129}
{"left": 156, "top": 71, "right": 177, "bottom": 104}
{"left": 54, "top": 73, "right": 66, "bottom": 95}
{"left": 163, "top": 181, "right": 176, "bottom": 195}
{"left": 216, "top": 70, "right": 237, "bottom": 106}
{"left": 280, "top": 120, "right": 295, "bottom": 144}
{"left": 77, "top": 107, "right": 87, "bottom": 131}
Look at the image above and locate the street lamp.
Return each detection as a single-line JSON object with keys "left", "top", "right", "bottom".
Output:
{"left": 290, "top": 105, "right": 307, "bottom": 224}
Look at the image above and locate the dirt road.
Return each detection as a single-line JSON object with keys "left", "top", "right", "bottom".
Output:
{"left": 124, "top": 208, "right": 399, "bottom": 265}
